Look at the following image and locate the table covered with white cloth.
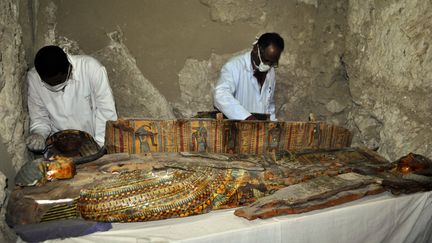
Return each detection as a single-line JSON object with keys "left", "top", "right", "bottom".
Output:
{"left": 41, "top": 191, "right": 432, "bottom": 243}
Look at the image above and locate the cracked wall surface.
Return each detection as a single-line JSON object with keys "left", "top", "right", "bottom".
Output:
{"left": 93, "top": 31, "right": 175, "bottom": 119}
{"left": 172, "top": 0, "right": 351, "bottom": 123}
{"left": 0, "top": 1, "right": 28, "bottom": 176}
{"left": 345, "top": 0, "right": 432, "bottom": 160}
{"left": 0, "top": 0, "right": 27, "bottom": 241}
{"left": 47, "top": 0, "right": 260, "bottom": 103}
{"left": 30, "top": 0, "right": 352, "bottom": 125}
{"left": 25, "top": 0, "right": 431, "bottom": 162}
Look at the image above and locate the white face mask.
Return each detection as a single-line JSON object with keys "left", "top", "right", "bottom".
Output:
{"left": 44, "top": 80, "right": 69, "bottom": 92}
{"left": 43, "top": 65, "right": 72, "bottom": 92}
{"left": 254, "top": 46, "right": 272, "bottom": 72}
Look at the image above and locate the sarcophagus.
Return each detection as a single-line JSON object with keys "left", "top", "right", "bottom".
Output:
{"left": 105, "top": 119, "right": 353, "bottom": 155}
{"left": 7, "top": 148, "right": 391, "bottom": 226}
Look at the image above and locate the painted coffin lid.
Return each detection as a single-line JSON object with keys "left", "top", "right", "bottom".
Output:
{"left": 105, "top": 118, "right": 353, "bottom": 155}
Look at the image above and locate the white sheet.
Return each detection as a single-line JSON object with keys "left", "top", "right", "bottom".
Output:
{"left": 41, "top": 191, "right": 432, "bottom": 243}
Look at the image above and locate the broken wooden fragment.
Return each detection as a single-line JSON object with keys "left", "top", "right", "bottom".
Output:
{"left": 234, "top": 173, "right": 384, "bottom": 220}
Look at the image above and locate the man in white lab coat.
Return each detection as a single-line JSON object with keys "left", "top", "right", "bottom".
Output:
{"left": 213, "top": 32, "right": 284, "bottom": 121}
{"left": 26, "top": 45, "right": 118, "bottom": 151}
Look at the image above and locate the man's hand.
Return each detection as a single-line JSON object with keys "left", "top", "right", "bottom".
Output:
{"left": 246, "top": 115, "right": 257, "bottom": 120}
{"left": 26, "top": 133, "right": 46, "bottom": 152}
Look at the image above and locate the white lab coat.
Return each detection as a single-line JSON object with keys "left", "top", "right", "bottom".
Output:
{"left": 27, "top": 55, "right": 118, "bottom": 146}
{"left": 213, "top": 51, "right": 276, "bottom": 120}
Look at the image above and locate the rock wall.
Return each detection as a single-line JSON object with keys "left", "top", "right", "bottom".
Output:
{"left": 27, "top": 0, "right": 349, "bottom": 125}
{"left": 27, "top": 0, "right": 431, "bottom": 161}
{"left": 15, "top": 0, "right": 432, "bottom": 155}
{"left": 345, "top": 0, "right": 432, "bottom": 160}
{"left": 0, "top": 0, "right": 27, "bottom": 241}
{"left": 0, "top": 171, "right": 15, "bottom": 242}
{"left": 0, "top": 1, "right": 28, "bottom": 174}
{"left": 93, "top": 31, "right": 175, "bottom": 119}
{"left": 176, "top": 0, "right": 351, "bottom": 123}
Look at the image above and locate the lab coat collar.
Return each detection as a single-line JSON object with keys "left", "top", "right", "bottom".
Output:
{"left": 66, "top": 54, "right": 77, "bottom": 81}
{"left": 243, "top": 51, "right": 266, "bottom": 94}
{"left": 243, "top": 51, "right": 254, "bottom": 73}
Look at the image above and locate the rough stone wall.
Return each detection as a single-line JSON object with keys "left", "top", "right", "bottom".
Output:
{"left": 0, "top": 172, "right": 15, "bottom": 242}
{"left": 0, "top": 1, "right": 28, "bottom": 174}
{"left": 42, "top": 0, "right": 260, "bottom": 104}
{"left": 175, "top": 52, "right": 232, "bottom": 118}
{"left": 27, "top": 0, "right": 351, "bottom": 125}
{"left": 0, "top": 0, "right": 27, "bottom": 241}
{"left": 93, "top": 31, "right": 175, "bottom": 118}
{"left": 29, "top": 2, "right": 175, "bottom": 119}
{"left": 345, "top": 0, "right": 432, "bottom": 160}
{"left": 24, "top": 0, "right": 432, "bottom": 161}
{"left": 29, "top": 0, "right": 349, "bottom": 125}
{"left": 176, "top": 0, "right": 350, "bottom": 123}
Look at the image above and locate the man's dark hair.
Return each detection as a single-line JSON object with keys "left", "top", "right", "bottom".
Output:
{"left": 34, "top": 45, "right": 69, "bottom": 79}
{"left": 257, "top": 33, "right": 284, "bottom": 51}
